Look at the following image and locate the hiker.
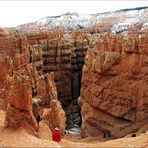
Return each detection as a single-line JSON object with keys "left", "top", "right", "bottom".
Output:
{"left": 52, "top": 127, "right": 61, "bottom": 142}
{"left": 103, "top": 130, "right": 111, "bottom": 138}
{"left": 132, "top": 133, "right": 136, "bottom": 137}
{"left": 36, "top": 115, "right": 41, "bottom": 124}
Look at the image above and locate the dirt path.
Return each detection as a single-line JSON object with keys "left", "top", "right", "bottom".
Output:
{"left": 0, "top": 110, "right": 147, "bottom": 147}
{"left": 60, "top": 133, "right": 148, "bottom": 147}
{"left": 0, "top": 110, "right": 60, "bottom": 147}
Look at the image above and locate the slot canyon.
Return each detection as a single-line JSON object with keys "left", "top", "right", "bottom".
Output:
{"left": 0, "top": 7, "right": 147, "bottom": 147}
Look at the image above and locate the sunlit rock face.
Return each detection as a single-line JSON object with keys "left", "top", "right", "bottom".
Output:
{"left": 4, "top": 73, "right": 38, "bottom": 134}
{"left": 41, "top": 100, "right": 66, "bottom": 136}
{"left": 78, "top": 32, "right": 148, "bottom": 138}
{"left": 0, "top": 28, "right": 66, "bottom": 135}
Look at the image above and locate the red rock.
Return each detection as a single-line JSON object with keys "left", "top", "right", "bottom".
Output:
{"left": 79, "top": 32, "right": 148, "bottom": 138}
{"left": 0, "top": 28, "right": 67, "bottom": 136}
{"left": 41, "top": 100, "right": 66, "bottom": 136}
{"left": 4, "top": 73, "right": 38, "bottom": 134}
{"left": 0, "top": 54, "right": 13, "bottom": 90}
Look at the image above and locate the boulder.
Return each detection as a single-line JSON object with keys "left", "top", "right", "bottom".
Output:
{"left": 38, "top": 121, "right": 52, "bottom": 140}
{"left": 41, "top": 100, "right": 66, "bottom": 136}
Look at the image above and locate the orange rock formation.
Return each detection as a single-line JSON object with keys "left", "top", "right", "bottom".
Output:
{"left": 79, "top": 32, "right": 148, "bottom": 138}
{"left": 0, "top": 28, "right": 66, "bottom": 135}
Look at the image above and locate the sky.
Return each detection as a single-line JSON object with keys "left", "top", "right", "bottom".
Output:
{"left": 0, "top": 1, "right": 147, "bottom": 27}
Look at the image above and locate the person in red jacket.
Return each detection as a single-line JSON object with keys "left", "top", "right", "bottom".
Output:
{"left": 52, "top": 127, "right": 61, "bottom": 142}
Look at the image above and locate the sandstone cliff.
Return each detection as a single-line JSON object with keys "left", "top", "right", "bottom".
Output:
{"left": 78, "top": 32, "right": 148, "bottom": 138}
{"left": 0, "top": 28, "right": 66, "bottom": 135}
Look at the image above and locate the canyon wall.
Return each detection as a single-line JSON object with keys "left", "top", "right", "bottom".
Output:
{"left": 0, "top": 28, "right": 66, "bottom": 135}
{"left": 78, "top": 32, "right": 148, "bottom": 138}
{"left": 26, "top": 30, "right": 89, "bottom": 128}
{"left": 0, "top": 28, "right": 89, "bottom": 130}
{"left": 0, "top": 26, "right": 147, "bottom": 138}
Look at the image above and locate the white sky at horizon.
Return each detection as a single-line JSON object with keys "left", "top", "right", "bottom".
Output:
{"left": 0, "top": 1, "right": 147, "bottom": 27}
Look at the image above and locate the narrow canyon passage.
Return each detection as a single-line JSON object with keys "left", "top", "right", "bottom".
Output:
{"left": 27, "top": 31, "right": 89, "bottom": 129}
